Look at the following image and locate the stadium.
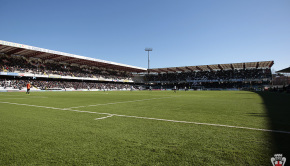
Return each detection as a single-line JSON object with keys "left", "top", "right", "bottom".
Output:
{"left": 1, "top": 39, "right": 289, "bottom": 165}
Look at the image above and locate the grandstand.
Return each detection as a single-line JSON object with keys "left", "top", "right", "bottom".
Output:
{"left": 146, "top": 61, "right": 273, "bottom": 90}
{"left": 272, "top": 66, "right": 290, "bottom": 93}
{"left": 0, "top": 40, "right": 146, "bottom": 91}
{"left": 1, "top": 40, "right": 274, "bottom": 91}
{"left": 0, "top": 40, "right": 146, "bottom": 73}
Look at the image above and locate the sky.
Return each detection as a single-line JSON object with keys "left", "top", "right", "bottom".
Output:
{"left": 0, "top": 0, "right": 289, "bottom": 71}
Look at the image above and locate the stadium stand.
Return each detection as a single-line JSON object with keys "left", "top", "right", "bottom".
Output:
{"left": 0, "top": 79, "right": 134, "bottom": 91}
{"left": 272, "top": 66, "right": 290, "bottom": 93}
{"left": 0, "top": 53, "right": 134, "bottom": 81}
{"left": 146, "top": 61, "right": 273, "bottom": 90}
{"left": 0, "top": 40, "right": 275, "bottom": 91}
{"left": 0, "top": 40, "right": 146, "bottom": 91}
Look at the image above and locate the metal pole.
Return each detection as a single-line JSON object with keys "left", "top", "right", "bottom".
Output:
{"left": 148, "top": 51, "right": 150, "bottom": 74}
{"left": 145, "top": 48, "right": 152, "bottom": 75}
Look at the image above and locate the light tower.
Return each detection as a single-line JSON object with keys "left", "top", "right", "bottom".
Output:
{"left": 145, "top": 48, "right": 152, "bottom": 74}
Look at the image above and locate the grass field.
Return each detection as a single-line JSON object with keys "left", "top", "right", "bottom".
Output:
{"left": 0, "top": 90, "right": 289, "bottom": 165}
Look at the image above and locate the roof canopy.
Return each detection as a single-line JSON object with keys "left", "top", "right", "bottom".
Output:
{"left": 0, "top": 40, "right": 147, "bottom": 73}
{"left": 277, "top": 67, "right": 290, "bottom": 73}
{"left": 149, "top": 61, "right": 274, "bottom": 73}
{"left": 0, "top": 40, "right": 275, "bottom": 74}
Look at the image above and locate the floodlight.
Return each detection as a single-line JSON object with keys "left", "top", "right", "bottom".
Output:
{"left": 145, "top": 48, "right": 153, "bottom": 74}
{"left": 145, "top": 48, "right": 153, "bottom": 51}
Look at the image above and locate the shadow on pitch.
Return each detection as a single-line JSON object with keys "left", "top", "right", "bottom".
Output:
{"left": 255, "top": 92, "right": 290, "bottom": 158}
{"left": 246, "top": 112, "right": 268, "bottom": 117}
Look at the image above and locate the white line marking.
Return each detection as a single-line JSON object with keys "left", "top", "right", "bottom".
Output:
{"left": 0, "top": 97, "right": 48, "bottom": 100}
{"left": 1, "top": 101, "right": 290, "bottom": 134}
{"left": 68, "top": 96, "right": 175, "bottom": 109}
{"left": 94, "top": 92, "right": 109, "bottom": 95}
{"left": 95, "top": 114, "right": 114, "bottom": 120}
{"left": 28, "top": 96, "right": 48, "bottom": 98}
{"left": 0, "top": 98, "right": 27, "bottom": 100}
{"left": 0, "top": 94, "right": 24, "bottom": 96}
{"left": 0, "top": 94, "right": 48, "bottom": 98}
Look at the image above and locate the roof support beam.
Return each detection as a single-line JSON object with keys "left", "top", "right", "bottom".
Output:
{"left": 0, "top": 45, "right": 8, "bottom": 50}
{"left": 196, "top": 66, "right": 203, "bottom": 71}
{"left": 167, "top": 68, "right": 175, "bottom": 72}
{"left": 256, "top": 62, "right": 259, "bottom": 68}
{"left": 207, "top": 65, "right": 213, "bottom": 71}
{"left": 0, "top": 45, "right": 9, "bottom": 51}
{"left": 34, "top": 53, "right": 50, "bottom": 58}
{"left": 5, "top": 48, "right": 25, "bottom": 55}
{"left": 97, "top": 63, "right": 111, "bottom": 68}
{"left": 66, "top": 59, "right": 81, "bottom": 63}
{"left": 269, "top": 61, "right": 274, "bottom": 68}
{"left": 44, "top": 54, "right": 62, "bottom": 60}
{"left": 148, "top": 69, "right": 159, "bottom": 73}
{"left": 101, "top": 64, "right": 119, "bottom": 70}
{"left": 0, "top": 47, "right": 15, "bottom": 52}
{"left": 16, "top": 50, "right": 34, "bottom": 55}
{"left": 159, "top": 69, "right": 167, "bottom": 73}
{"left": 218, "top": 64, "right": 223, "bottom": 70}
{"left": 176, "top": 67, "right": 185, "bottom": 72}
{"left": 25, "top": 51, "right": 45, "bottom": 58}
{"left": 55, "top": 57, "right": 75, "bottom": 62}
{"left": 185, "top": 67, "right": 193, "bottom": 71}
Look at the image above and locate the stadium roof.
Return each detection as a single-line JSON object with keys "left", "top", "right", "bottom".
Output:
{"left": 277, "top": 67, "right": 290, "bottom": 73}
{"left": 0, "top": 40, "right": 147, "bottom": 73}
{"left": 148, "top": 61, "right": 274, "bottom": 73}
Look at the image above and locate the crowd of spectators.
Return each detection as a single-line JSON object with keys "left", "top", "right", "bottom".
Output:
{"left": 267, "top": 85, "right": 290, "bottom": 93}
{"left": 146, "top": 69, "right": 272, "bottom": 82}
{"left": 147, "top": 81, "right": 268, "bottom": 90}
{"left": 0, "top": 79, "right": 26, "bottom": 90}
{"left": 0, "top": 54, "right": 132, "bottom": 80}
{"left": 0, "top": 79, "right": 134, "bottom": 90}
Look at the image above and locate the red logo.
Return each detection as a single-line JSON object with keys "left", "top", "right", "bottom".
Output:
{"left": 271, "top": 154, "right": 286, "bottom": 166}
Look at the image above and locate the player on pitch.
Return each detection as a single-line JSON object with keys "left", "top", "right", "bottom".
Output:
{"left": 26, "top": 82, "right": 31, "bottom": 94}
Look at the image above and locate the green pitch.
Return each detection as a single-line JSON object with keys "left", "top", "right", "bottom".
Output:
{"left": 0, "top": 90, "right": 289, "bottom": 165}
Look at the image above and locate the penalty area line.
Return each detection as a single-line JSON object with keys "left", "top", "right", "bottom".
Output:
{"left": 1, "top": 101, "right": 290, "bottom": 134}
